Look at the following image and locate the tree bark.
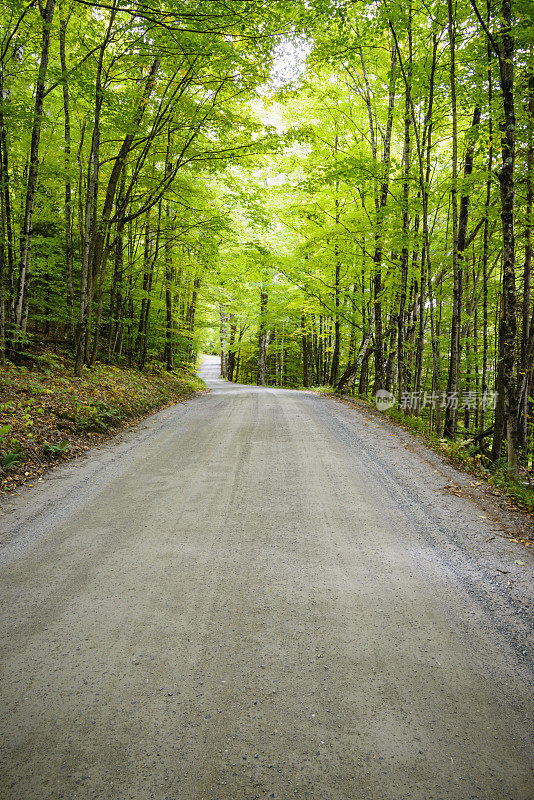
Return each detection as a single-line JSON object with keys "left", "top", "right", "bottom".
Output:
{"left": 14, "top": 0, "right": 56, "bottom": 339}
{"left": 444, "top": 0, "right": 461, "bottom": 438}
{"left": 302, "top": 312, "right": 313, "bottom": 387}
{"left": 0, "top": 72, "right": 14, "bottom": 353}
{"left": 228, "top": 317, "right": 237, "bottom": 381}
{"left": 397, "top": 4, "right": 412, "bottom": 402}
{"left": 219, "top": 303, "right": 228, "bottom": 379}
{"left": 185, "top": 277, "right": 200, "bottom": 363}
{"left": 490, "top": 0, "right": 518, "bottom": 469}
{"left": 481, "top": 39, "right": 493, "bottom": 433}
{"left": 329, "top": 148, "right": 341, "bottom": 386}
{"left": 257, "top": 276, "right": 270, "bottom": 386}
{"left": 518, "top": 66, "right": 533, "bottom": 458}
{"left": 372, "top": 44, "right": 397, "bottom": 391}
{"left": 59, "top": 6, "right": 74, "bottom": 337}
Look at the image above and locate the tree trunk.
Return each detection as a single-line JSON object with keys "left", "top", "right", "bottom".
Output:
{"left": 518, "top": 66, "right": 533, "bottom": 458}
{"left": 228, "top": 318, "right": 237, "bottom": 381}
{"left": 164, "top": 227, "right": 174, "bottom": 371}
{"left": 185, "top": 277, "right": 200, "bottom": 363}
{"left": 372, "top": 44, "right": 397, "bottom": 391}
{"left": 397, "top": 10, "right": 412, "bottom": 401}
{"left": 257, "top": 277, "right": 269, "bottom": 386}
{"left": 14, "top": 0, "right": 56, "bottom": 339}
{"left": 329, "top": 160, "right": 341, "bottom": 386}
{"left": 444, "top": 0, "right": 461, "bottom": 438}
{"left": 302, "top": 312, "right": 313, "bottom": 387}
{"left": 481, "top": 38, "right": 494, "bottom": 433}
{"left": 219, "top": 304, "right": 228, "bottom": 379}
{"left": 75, "top": 13, "right": 110, "bottom": 376}
{"left": 59, "top": 7, "right": 74, "bottom": 337}
{"left": 0, "top": 72, "right": 14, "bottom": 353}
{"left": 491, "top": 0, "right": 518, "bottom": 469}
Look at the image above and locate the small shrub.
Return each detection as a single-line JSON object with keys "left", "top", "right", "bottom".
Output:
{"left": 2, "top": 451, "right": 25, "bottom": 470}
{"left": 0, "top": 424, "right": 11, "bottom": 442}
{"left": 1, "top": 438, "right": 26, "bottom": 470}
{"left": 28, "top": 352, "right": 63, "bottom": 373}
{"left": 76, "top": 402, "right": 124, "bottom": 432}
{"left": 42, "top": 440, "right": 70, "bottom": 457}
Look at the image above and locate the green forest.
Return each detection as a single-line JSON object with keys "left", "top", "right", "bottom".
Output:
{"left": 1, "top": 0, "right": 533, "bottom": 474}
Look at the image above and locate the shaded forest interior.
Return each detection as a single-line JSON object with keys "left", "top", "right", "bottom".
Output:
{"left": 1, "top": 0, "right": 533, "bottom": 478}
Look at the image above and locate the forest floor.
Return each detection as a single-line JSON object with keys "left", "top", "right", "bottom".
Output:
{"left": 0, "top": 355, "right": 532, "bottom": 800}
{"left": 0, "top": 351, "right": 206, "bottom": 494}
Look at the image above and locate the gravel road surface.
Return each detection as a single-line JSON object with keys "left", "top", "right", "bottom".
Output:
{"left": 1, "top": 355, "right": 532, "bottom": 800}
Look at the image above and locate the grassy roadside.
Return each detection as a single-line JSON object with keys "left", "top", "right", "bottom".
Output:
{"left": 314, "top": 388, "right": 534, "bottom": 521}
{"left": 0, "top": 352, "right": 206, "bottom": 494}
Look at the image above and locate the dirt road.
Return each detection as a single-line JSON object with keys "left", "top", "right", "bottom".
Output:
{"left": 1, "top": 356, "right": 532, "bottom": 800}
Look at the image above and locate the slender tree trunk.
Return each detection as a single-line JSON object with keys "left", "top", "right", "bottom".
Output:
{"left": 398, "top": 9, "right": 412, "bottom": 401}
{"left": 59, "top": 7, "right": 74, "bottom": 337}
{"left": 219, "top": 304, "right": 228, "bottom": 378}
{"left": 413, "top": 242, "right": 426, "bottom": 407}
{"left": 444, "top": 0, "right": 461, "bottom": 438}
{"left": 164, "top": 222, "right": 174, "bottom": 371}
{"left": 112, "top": 172, "right": 126, "bottom": 360}
{"left": 418, "top": 33, "right": 439, "bottom": 409}
{"left": 329, "top": 156, "right": 341, "bottom": 386}
{"left": 491, "top": 0, "right": 518, "bottom": 469}
{"left": 519, "top": 66, "right": 534, "bottom": 457}
{"left": 75, "top": 13, "right": 109, "bottom": 375}
{"left": 185, "top": 277, "right": 200, "bottom": 363}
{"left": 302, "top": 312, "right": 313, "bottom": 387}
{"left": 389, "top": 16, "right": 437, "bottom": 412}
{"left": 89, "top": 230, "right": 111, "bottom": 366}
{"left": 0, "top": 149, "right": 5, "bottom": 359}
{"left": 257, "top": 274, "right": 270, "bottom": 386}
{"left": 0, "top": 72, "right": 14, "bottom": 353}
{"left": 329, "top": 263, "right": 341, "bottom": 385}
{"left": 107, "top": 212, "right": 124, "bottom": 362}
{"left": 228, "top": 318, "right": 237, "bottom": 381}
{"left": 75, "top": 10, "right": 157, "bottom": 374}
{"left": 14, "top": 0, "right": 56, "bottom": 340}
{"left": 372, "top": 44, "right": 397, "bottom": 391}
{"left": 136, "top": 217, "right": 154, "bottom": 368}
{"left": 481, "top": 40, "right": 493, "bottom": 433}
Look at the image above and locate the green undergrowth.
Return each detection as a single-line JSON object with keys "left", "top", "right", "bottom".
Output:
{"left": 0, "top": 352, "right": 206, "bottom": 492}
{"left": 335, "top": 392, "right": 534, "bottom": 517}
